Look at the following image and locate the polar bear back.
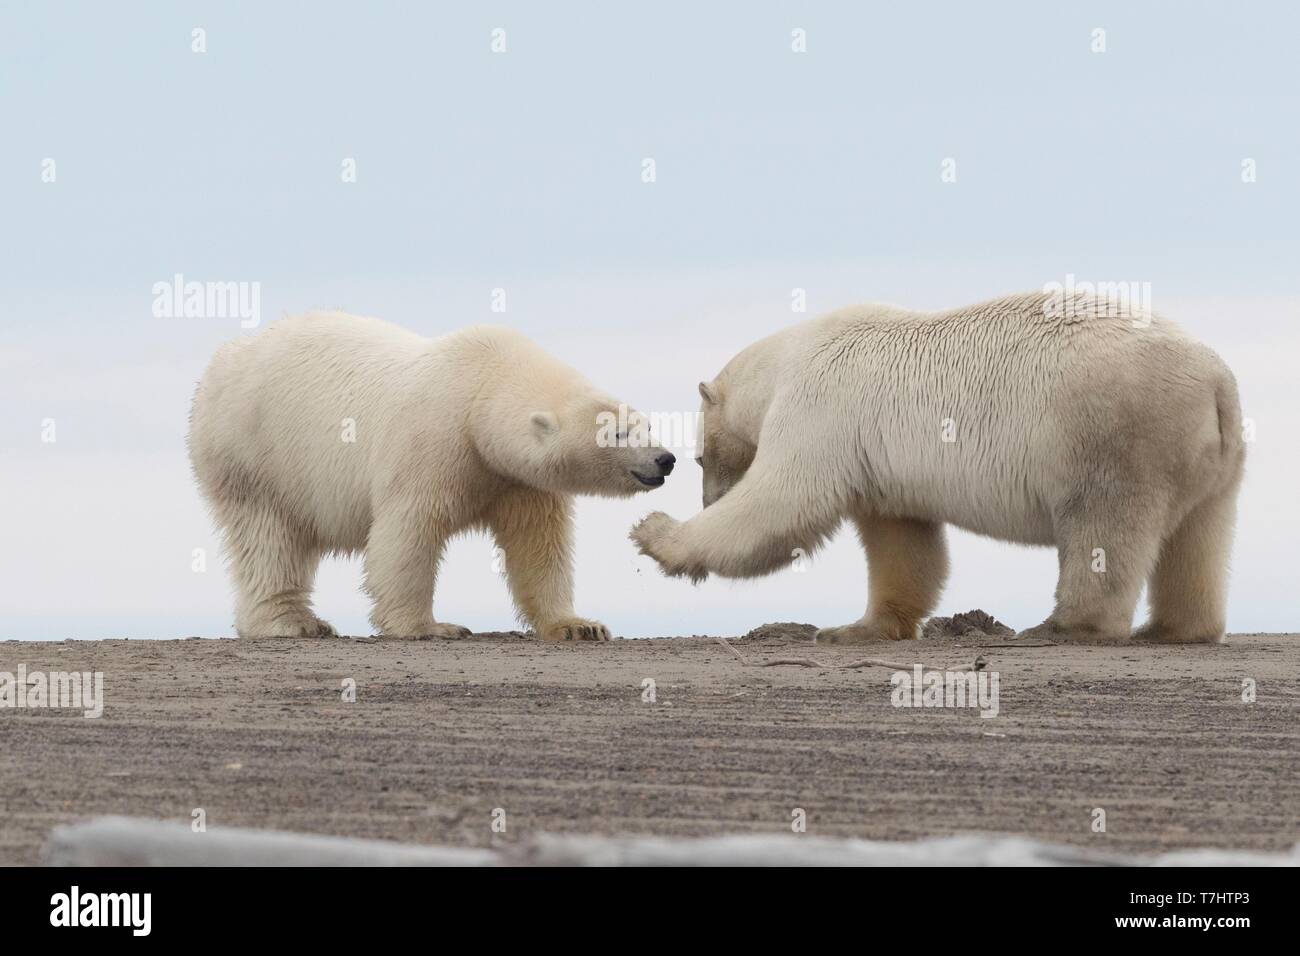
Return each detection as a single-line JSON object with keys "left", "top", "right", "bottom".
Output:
{"left": 733, "top": 292, "right": 1239, "bottom": 545}
{"left": 188, "top": 312, "right": 539, "bottom": 550}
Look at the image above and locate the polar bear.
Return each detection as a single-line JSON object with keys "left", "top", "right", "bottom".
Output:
{"left": 632, "top": 291, "right": 1245, "bottom": 645}
{"left": 190, "top": 312, "right": 675, "bottom": 640}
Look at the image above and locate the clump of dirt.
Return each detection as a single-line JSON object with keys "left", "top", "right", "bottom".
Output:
{"left": 738, "top": 622, "right": 818, "bottom": 643}
{"left": 922, "top": 610, "right": 1015, "bottom": 641}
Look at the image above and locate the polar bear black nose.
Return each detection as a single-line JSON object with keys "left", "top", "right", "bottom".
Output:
{"left": 656, "top": 452, "right": 676, "bottom": 474}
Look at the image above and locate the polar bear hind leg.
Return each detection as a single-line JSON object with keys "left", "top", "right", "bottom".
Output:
{"left": 217, "top": 499, "right": 336, "bottom": 639}
{"left": 1134, "top": 473, "right": 1239, "bottom": 644}
{"left": 1020, "top": 484, "right": 1169, "bottom": 645}
{"left": 817, "top": 515, "right": 949, "bottom": 644}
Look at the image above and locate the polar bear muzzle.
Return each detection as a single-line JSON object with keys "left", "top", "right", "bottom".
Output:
{"left": 632, "top": 452, "right": 676, "bottom": 487}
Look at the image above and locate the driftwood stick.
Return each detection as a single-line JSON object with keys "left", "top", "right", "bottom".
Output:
{"left": 719, "top": 639, "right": 824, "bottom": 667}
{"left": 716, "top": 639, "right": 748, "bottom": 661}
{"left": 758, "top": 657, "right": 828, "bottom": 668}
{"left": 839, "top": 655, "right": 986, "bottom": 672}
{"left": 954, "top": 641, "right": 1056, "bottom": 649}
{"left": 718, "top": 639, "right": 985, "bottom": 673}
{"left": 840, "top": 657, "right": 929, "bottom": 671}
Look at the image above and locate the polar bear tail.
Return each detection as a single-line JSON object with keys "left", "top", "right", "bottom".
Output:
{"left": 1214, "top": 372, "right": 1245, "bottom": 465}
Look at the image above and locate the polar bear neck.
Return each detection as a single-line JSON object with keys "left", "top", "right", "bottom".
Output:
{"left": 716, "top": 326, "right": 803, "bottom": 445}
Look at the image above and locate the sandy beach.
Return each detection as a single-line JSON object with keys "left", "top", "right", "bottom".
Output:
{"left": 3, "top": 627, "right": 1297, "bottom": 865}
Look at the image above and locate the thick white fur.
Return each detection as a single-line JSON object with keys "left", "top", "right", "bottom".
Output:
{"left": 190, "top": 312, "right": 669, "bottom": 640}
{"left": 632, "top": 292, "right": 1245, "bottom": 645}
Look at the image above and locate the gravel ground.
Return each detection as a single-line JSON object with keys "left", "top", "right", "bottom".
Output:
{"left": 2, "top": 629, "right": 1297, "bottom": 864}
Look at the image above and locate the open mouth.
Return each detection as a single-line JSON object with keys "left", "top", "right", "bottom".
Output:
{"left": 631, "top": 471, "right": 665, "bottom": 488}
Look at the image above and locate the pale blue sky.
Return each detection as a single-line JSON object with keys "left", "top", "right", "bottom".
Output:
{"left": 2, "top": 2, "right": 1297, "bottom": 638}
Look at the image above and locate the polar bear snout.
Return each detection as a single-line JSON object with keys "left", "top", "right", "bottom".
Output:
{"left": 631, "top": 451, "right": 675, "bottom": 487}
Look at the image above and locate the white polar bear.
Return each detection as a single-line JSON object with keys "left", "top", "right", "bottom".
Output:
{"left": 190, "top": 312, "right": 675, "bottom": 640}
{"left": 632, "top": 291, "right": 1245, "bottom": 645}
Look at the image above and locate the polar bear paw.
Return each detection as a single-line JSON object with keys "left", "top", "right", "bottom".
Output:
{"left": 300, "top": 616, "right": 339, "bottom": 639}
{"left": 240, "top": 612, "right": 338, "bottom": 639}
{"left": 383, "top": 622, "right": 473, "bottom": 640}
{"left": 1017, "top": 620, "right": 1123, "bottom": 645}
{"left": 1131, "top": 622, "right": 1222, "bottom": 645}
{"left": 630, "top": 512, "right": 680, "bottom": 562}
{"left": 816, "top": 619, "right": 915, "bottom": 644}
{"left": 538, "top": 618, "right": 612, "bottom": 642}
{"left": 630, "top": 512, "right": 706, "bottom": 582}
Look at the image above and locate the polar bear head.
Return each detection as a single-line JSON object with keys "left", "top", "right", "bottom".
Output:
{"left": 526, "top": 395, "right": 676, "bottom": 498}
{"left": 696, "top": 380, "right": 757, "bottom": 508}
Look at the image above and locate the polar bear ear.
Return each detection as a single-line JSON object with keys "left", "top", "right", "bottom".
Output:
{"left": 530, "top": 411, "right": 559, "bottom": 436}
{"left": 698, "top": 381, "right": 719, "bottom": 406}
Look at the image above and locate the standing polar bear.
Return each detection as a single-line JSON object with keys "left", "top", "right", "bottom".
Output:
{"left": 190, "top": 312, "right": 675, "bottom": 640}
{"left": 632, "top": 291, "right": 1244, "bottom": 645}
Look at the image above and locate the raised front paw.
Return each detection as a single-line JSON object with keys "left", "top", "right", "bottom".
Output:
{"left": 630, "top": 512, "right": 704, "bottom": 581}
{"left": 630, "top": 511, "right": 679, "bottom": 560}
{"left": 538, "top": 618, "right": 612, "bottom": 642}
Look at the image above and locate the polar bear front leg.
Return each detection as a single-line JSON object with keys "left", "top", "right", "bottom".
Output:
{"left": 631, "top": 458, "right": 843, "bottom": 583}
{"left": 487, "top": 487, "right": 610, "bottom": 642}
{"left": 364, "top": 503, "right": 472, "bottom": 640}
{"left": 633, "top": 416, "right": 846, "bottom": 582}
{"left": 817, "top": 515, "right": 948, "bottom": 644}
